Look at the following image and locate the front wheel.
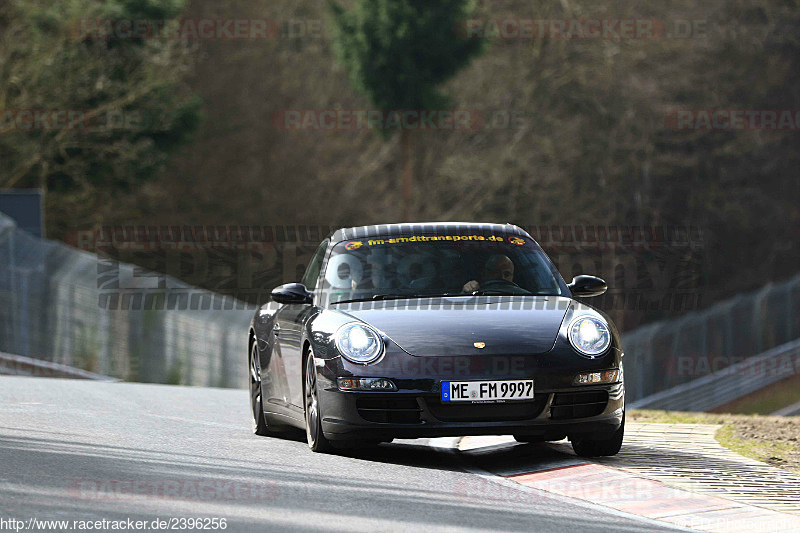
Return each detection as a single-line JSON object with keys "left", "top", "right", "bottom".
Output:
{"left": 571, "top": 412, "right": 624, "bottom": 457}
{"left": 304, "top": 350, "right": 333, "bottom": 453}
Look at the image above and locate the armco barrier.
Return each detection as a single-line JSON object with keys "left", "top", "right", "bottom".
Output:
{"left": 628, "top": 338, "right": 800, "bottom": 411}
{"left": 0, "top": 350, "right": 119, "bottom": 381}
{"left": 0, "top": 212, "right": 253, "bottom": 388}
{"left": 621, "top": 272, "right": 800, "bottom": 402}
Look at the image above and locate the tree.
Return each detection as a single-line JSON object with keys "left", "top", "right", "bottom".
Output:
{"left": 0, "top": 0, "right": 201, "bottom": 238}
{"left": 328, "top": 0, "right": 484, "bottom": 220}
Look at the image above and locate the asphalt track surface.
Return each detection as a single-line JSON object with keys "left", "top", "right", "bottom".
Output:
{"left": 0, "top": 377, "right": 682, "bottom": 532}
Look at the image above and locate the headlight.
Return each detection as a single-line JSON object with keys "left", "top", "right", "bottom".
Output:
{"left": 335, "top": 323, "right": 384, "bottom": 364}
{"left": 568, "top": 316, "right": 611, "bottom": 357}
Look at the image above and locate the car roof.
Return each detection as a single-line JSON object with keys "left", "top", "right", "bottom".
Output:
{"left": 330, "top": 222, "right": 532, "bottom": 244}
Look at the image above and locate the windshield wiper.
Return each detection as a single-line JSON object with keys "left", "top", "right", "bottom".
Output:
{"left": 330, "top": 298, "right": 372, "bottom": 305}
{"left": 372, "top": 293, "right": 422, "bottom": 301}
{"left": 470, "top": 290, "right": 559, "bottom": 296}
{"left": 469, "top": 290, "right": 521, "bottom": 296}
{"left": 331, "top": 293, "right": 421, "bottom": 305}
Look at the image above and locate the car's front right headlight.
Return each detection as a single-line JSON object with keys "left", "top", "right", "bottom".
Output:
{"left": 335, "top": 323, "right": 384, "bottom": 364}
{"left": 568, "top": 316, "right": 611, "bottom": 357}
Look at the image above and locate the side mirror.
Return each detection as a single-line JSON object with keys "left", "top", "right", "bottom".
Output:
{"left": 271, "top": 283, "right": 313, "bottom": 304}
{"left": 568, "top": 275, "right": 607, "bottom": 298}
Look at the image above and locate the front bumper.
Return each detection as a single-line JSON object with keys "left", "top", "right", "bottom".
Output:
{"left": 317, "top": 375, "right": 624, "bottom": 441}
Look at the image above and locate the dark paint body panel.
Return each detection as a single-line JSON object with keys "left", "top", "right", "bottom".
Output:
{"left": 249, "top": 223, "right": 625, "bottom": 440}
{"left": 337, "top": 296, "right": 570, "bottom": 356}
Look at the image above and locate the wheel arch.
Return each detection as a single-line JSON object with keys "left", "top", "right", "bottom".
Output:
{"left": 248, "top": 328, "right": 257, "bottom": 360}
{"left": 301, "top": 340, "right": 311, "bottom": 395}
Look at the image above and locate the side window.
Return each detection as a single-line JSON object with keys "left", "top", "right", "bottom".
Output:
{"left": 301, "top": 239, "right": 329, "bottom": 290}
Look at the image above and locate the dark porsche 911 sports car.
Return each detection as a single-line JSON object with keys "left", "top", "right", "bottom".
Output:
{"left": 249, "top": 223, "right": 625, "bottom": 456}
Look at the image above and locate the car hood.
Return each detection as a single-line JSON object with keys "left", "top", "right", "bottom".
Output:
{"left": 335, "top": 295, "right": 571, "bottom": 356}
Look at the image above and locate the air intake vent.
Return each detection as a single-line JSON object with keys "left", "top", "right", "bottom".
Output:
{"left": 356, "top": 397, "right": 423, "bottom": 424}
{"left": 550, "top": 390, "right": 608, "bottom": 420}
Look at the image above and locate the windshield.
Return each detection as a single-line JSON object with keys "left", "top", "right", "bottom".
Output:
{"left": 321, "top": 233, "right": 566, "bottom": 304}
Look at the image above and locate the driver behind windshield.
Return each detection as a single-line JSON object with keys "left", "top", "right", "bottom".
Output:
{"left": 462, "top": 254, "right": 530, "bottom": 294}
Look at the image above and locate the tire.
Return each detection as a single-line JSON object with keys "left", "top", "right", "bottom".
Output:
{"left": 250, "top": 342, "right": 272, "bottom": 436}
{"left": 571, "top": 412, "right": 625, "bottom": 457}
{"left": 304, "top": 350, "right": 333, "bottom": 453}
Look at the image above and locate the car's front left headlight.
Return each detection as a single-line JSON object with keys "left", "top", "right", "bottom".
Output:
{"left": 568, "top": 316, "right": 611, "bottom": 357}
{"left": 335, "top": 323, "right": 384, "bottom": 364}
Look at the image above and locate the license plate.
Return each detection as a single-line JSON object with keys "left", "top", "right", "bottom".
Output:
{"left": 441, "top": 380, "right": 534, "bottom": 402}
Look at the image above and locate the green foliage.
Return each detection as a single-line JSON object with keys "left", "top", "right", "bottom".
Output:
{"left": 328, "top": 0, "right": 485, "bottom": 114}
{"left": 0, "top": 0, "right": 201, "bottom": 235}
{"left": 166, "top": 359, "right": 184, "bottom": 385}
{"left": 328, "top": 0, "right": 485, "bottom": 218}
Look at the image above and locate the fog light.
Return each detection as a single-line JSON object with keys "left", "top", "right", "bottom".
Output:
{"left": 574, "top": 369, "right": 619, "bottom": 385}
{"left": 337, "top": 377, "right": 397, "bottom": 391}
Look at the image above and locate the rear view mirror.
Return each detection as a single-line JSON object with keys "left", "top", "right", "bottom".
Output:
{"left": 271, "top": 283, "right": 313, "bottom": 304}
{"left": 568, "top": 275, "right": 607, "bottom": 298}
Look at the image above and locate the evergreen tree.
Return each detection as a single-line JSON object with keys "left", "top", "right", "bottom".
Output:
{"left": 329, "top": 0, "right": 484, "bottom": 220}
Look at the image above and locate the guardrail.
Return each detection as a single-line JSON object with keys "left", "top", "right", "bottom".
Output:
{"left": 620, "top": 272, "right": 800, "bottom": 402}
{"left": 628, "top": 337, "right": 800, "bottom": 412}
{"left": 0, "top": 212, "right": 253, "bottom": 389}
{"left": 0, "top": 351, "right": 119, "bottom": 381}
